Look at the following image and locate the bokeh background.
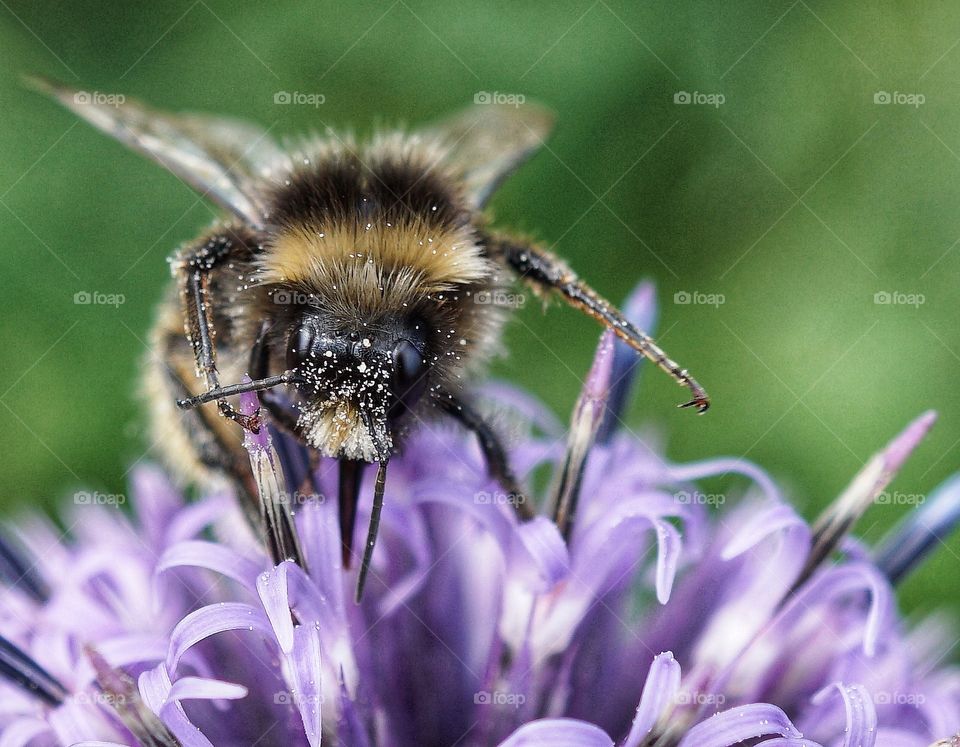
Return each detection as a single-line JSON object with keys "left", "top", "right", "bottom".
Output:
{"left": 0, "top": 1, "right": 958, "bottom": 621}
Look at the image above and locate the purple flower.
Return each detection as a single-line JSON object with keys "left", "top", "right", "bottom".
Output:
{"left": 1, "top": 282, "right": 959, "bottom": 747}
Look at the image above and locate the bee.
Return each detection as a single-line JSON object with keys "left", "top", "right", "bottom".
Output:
{"left": 32, "top": 78, "right": 709, "bottom": 600}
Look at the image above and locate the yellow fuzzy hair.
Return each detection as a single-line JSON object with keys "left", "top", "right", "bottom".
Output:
{"left": 258, "top": 218, "right": 490, "bottom": 294}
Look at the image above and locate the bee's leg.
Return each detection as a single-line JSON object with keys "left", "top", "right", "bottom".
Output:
{"left": 246, "top": 323, "right": 315, "bottom": 567}
{"left": 162, "top": 319, "right": 305, "bottom": 570}
{"left": 249, "top": 322, "right": 319, "bottom": 505}
{"left": 257, "top": 387, "right": 323, "bottom": 527}
{"left": 161, "top": 351, "right": 260, "bottom": 513}
{"left": 434, "top": 391, "right": 535, "bottom": 521}
{"left": 175, "top": 233, "right": 262, "bottom": 431}
{"left": 249, "top": 321, "right": 310, "bottom": 443}
{"left": 171, "top": 359, "right": 304, "bottom": 569}
{"left": 483, "top": 234, "right": 710, "bottom": 413}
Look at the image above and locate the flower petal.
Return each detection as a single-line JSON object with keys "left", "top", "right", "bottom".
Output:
{"left": 498, "top": 718, "right": 614, "bottom": 747}
{"left": 797, "top": 411, "right": 936, "bottom": 589}
{"left": 574, "top": 498, "right": 683, "bottom": 604}
{"left": 130, "top": 465, "right": 183, "bottom": 549}
{"left": 721, "top": 503, "right": 810, "bottom": 563}
{"left": 257, "top": 564, "right": 296, "bottom": 654}
{"left": 776, "top": 563, "right": 893, "bottom": 657}
{"left": 287, "top": 623, "right": 323, "bottom": 747}
{"left": 511, "top": 517, "right": 570, "bottom": 591}
{"left": 47, "top": 700, "right": 116, "bottom": 745}
{"left": 374, "top": 507, "right": 433, "bottom": 617}
{"left": 167, "top": 676, "right": 248, "bottom": 701}
{"left": 652, "top": 520, "right": 682, "bottom": 604}
{"left": 811, "top": 683, "right": 877, "bottom": 747}
{"left": 337, "top": 677, "right": 372, "bottom": 747}
{"left": 137, "top": 664, "right": 171, "bottom": 715}
{"left": 0, "top": 718, "right": 52, "bottom": 747}
{"left": 669, "top": 457, "right": 783, "bottom": 506}
{"left": 621, "top": 652, "right": 681, "bottom": 747}
{"left": 478, "top": 381, "right": 564, "bottom": 438}
{"left": 139, "top": 665, "right": 214, "bottom": 747}
{"left": 256, "top": 559, "right": 358, "bottom": 701}
{"left": 599, "top": 279, "right": 658, "bottom": 443}
{"left": 552, "top": 331, "right": 616, "bottom": 534}
{"left": 874, "top": 472, "right": 960, "bottom": 584}
{"left": 165, "top": 494, "right": 236, "bottom": 546}
{"left": 677, "top": 704, "right": 802, "bottom": 747}
{"left": 157, "top": 540, "right": 263, "bottom": 590}
{"left": 166, "top": 602, "right": 273, "bottom": 672}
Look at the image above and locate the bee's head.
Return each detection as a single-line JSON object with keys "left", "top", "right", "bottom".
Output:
{"left": 284, "top": 310, "right": 430, "bottom": 462}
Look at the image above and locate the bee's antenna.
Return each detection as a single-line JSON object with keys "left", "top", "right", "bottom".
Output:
{"left": 355, "top": 459, "right": 388, "bottom": 603}
{"left": 176, "top": 371, "right": 302, "bottom": 410}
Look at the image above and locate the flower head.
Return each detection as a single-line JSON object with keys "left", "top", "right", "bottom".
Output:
{"left": 1, "top": 283, "right": 958, "bottom": 747}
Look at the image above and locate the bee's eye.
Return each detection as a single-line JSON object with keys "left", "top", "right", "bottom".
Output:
{"left": 287, "top": 323, "right": 316, "bottom": 370}
{"left": 390, "top": 340, "right": 427, "bottom": 414}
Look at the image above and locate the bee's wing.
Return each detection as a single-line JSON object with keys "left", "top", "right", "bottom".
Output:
{"left": 425, "top": 103, "right": 555, "bottom": 209}
{"left": 27, "top": 76, "right": 283, "bottom": 228}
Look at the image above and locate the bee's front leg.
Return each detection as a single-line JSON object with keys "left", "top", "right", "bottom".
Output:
{"left": 482, "top": 232, "right": 710, "bottom": 414}
{"left": 174, "top": 232, "right": 262, "bottom": 431}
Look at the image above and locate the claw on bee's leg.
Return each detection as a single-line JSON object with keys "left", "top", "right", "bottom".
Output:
{"left": 218, "top": 400, "right": 262, "bottom": 433}
{"left": 676, "top": 374, "right": 710, "bottom": 414}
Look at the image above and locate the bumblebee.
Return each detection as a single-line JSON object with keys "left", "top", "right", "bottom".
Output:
{"left": 34, "top": 78, "right": 709, "bottom": 599}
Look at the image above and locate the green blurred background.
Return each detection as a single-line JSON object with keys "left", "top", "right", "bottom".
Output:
{"left": 0, "top": 1, "right": 958, "bottom": 620}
